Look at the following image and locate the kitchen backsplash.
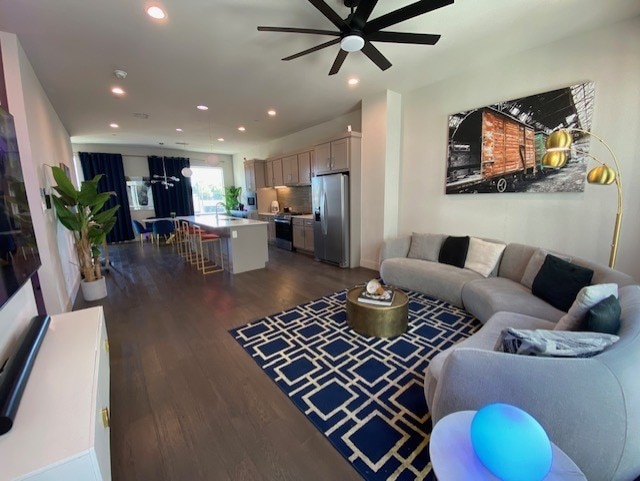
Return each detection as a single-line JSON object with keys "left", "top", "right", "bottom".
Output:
{"left": 276, "top": 186, "right": 312, "bottom": 213}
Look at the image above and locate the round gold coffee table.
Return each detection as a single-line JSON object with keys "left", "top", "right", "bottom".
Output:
{"left": 346, "top": 286, "right": 409, "bottom": 338}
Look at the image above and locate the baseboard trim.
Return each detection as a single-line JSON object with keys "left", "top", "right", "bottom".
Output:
{"left": 359, "top": 258, "right": 379, "bottom": 271}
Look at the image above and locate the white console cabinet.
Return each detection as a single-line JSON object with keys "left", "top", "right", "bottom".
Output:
{"left": 0, "top": 307, "right": 111, "bottom": 481}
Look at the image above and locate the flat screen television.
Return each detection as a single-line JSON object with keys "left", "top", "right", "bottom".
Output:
{"left": 0, "top": 105, "right": 40, "bottom": 309}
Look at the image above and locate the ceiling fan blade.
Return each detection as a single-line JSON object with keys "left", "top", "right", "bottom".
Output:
{"left": 367, "top": 31, "right": 441, "bottom": 45}
{"left": 258, "top": 26, "right": 340, "bottom": 36}
{"left": 351, "top": 0, "right": 379, "bottom": 29}
{"left": 364, "top": 0, "right": 454, "bottom": 33}
{"left": 329, "top": 50, "right": 349, "bottom": 75}
{"left": 361, "top": 41, "right": 392, "bottom": 71}
{"left": 307, "top": 0, "right": 349, "bottom": 31}
{"left": 282, "top": 38, "right": 340, "bottom": 61}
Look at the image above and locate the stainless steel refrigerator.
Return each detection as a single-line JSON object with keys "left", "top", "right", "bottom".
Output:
{"left": 312, "top": 173, "right": 349, "bottom": 268}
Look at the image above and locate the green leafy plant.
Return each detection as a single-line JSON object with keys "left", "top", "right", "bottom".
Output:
{"left": 224, "top": 186, "right": 242, "bottom": 213}
{"left": 50, "top": 166, "right": 119, "bottom": 282}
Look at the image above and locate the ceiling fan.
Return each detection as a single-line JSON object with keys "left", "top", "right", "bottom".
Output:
{"left": 258, "top": 0, "right": 454, "bottom": 75}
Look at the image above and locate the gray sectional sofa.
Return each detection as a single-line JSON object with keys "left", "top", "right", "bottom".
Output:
{"left": 379, "top": 235, "right": 640, "bottom": 481}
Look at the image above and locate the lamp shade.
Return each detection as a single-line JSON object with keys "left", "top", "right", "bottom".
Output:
{"left": 470, "top": 403, "right": 552, "bottom": 481}
{"left": 181, "top": 167, "right": 193, "bottom": 178}
{"left": 545, "top": 129, "right": 573, "bottom": 150}
{"left": 541, "top": 151, "right": 567, "bottom": 168}
{"left": 587, "top": 165, "right": 616, "bottom": 185}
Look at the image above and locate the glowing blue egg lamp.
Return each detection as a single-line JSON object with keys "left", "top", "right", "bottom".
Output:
{"left": 470, "top": 403, "right": 553, "bottom": 481}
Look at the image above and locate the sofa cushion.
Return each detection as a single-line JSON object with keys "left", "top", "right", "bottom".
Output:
{"left": 521, "top": 248, "right": 573, "bottom": 289}
{"left": 438, "top": 236, "right": 470, "bottom": 268}
{"left": 462, "top": 277, "right": 565, "bottom": 324}
{"left": 555, "top": 283, "right": 619, "bottom": 331}
{"left": 407, "top": 233, "right": 445, "bottom": 262}
{"left": 380, "top": 257, "right": 481, "bottom": 308}
{"left": 532, "top": 255, "right": 594, "bottom": 312}
{"left": 496, "top": 328, "right": 619, "bottom": 357}
{"left": 424, "top": 312, "right": 555, "bottom": 403}
{"left": 464, "top": 237, "right": 506, "bottom": 277}
{"left": 498, "top": 243, "right": 537, "bottom": 282}
{"left": 586, "top": 295, "right": 622, "bottom": 335}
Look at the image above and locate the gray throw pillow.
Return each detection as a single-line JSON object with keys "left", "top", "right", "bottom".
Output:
{"left": 407, "top": 233, "right": 444, "bottom": 262}
{"left": 495, "top": 328, "right": 618, "bottom": 357}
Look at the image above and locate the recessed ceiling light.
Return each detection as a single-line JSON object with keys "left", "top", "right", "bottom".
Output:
{"left": 176, "top": 128, "right": 183, "bottom": 132}
{"left": 110, "top": 123, "right": 119, "bottom": 128}
{"left": 146, "top": 5, "right": 166, "bottom": 19}
{"left": 197, "top": 105, "right": 209, "bottom": 111}
{"left": 217, "top": 138, "right": 225, "bottom": 142}
{"left": 348, "top": 78, "right": 360, "bottom": 86}
{"left": 238, "top": 126, "right": 246, "bottom": 132}
{"left": 267, "top": 110, "right": 276, "bottom": 116}
{"left": 111, "top": 87, "right": 125, "bottom": 95}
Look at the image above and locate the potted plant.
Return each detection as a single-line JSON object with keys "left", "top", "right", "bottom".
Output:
{"left": 224, "top": 186, "right": 242, "bottom": 213}
{"left": 50, "top": 166, "right": 119, "bottom": 301}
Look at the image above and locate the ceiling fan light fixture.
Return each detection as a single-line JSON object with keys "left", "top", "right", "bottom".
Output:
{"left": 340, "top": 34, "right": 364, "bottom": 52}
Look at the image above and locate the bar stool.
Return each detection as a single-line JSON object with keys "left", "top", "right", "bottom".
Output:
{"left": 179, "top": 221, "right": 198, "bottom": 263}
{"left": 173, "top": 219, "right": 183, "bottom": 255}
{"left": 195, "top": 230, "right": 224, "bottom": 275}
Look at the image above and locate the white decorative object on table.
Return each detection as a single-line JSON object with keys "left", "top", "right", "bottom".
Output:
{"left": 366, "top": 279, "right": 382, "bottom": 294}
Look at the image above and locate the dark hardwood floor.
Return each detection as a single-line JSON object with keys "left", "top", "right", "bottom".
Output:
{"left": 74, "top": 242, "right": 377, "bottom": 481}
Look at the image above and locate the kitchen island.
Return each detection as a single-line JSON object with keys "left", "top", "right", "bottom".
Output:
{"left": 182, "top": 214, "right": 268, "bottom": 274}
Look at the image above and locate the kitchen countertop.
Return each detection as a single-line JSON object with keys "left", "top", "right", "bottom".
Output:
{"left": 292, "top": 214, "right": 313, "bottom": 220}
{"left": 183, "top": 214, "right": 267, "bottom": 229}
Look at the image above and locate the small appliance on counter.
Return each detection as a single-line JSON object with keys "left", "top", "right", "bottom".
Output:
{"left": 270, "top": 200, "right": 280, "bottom": 213}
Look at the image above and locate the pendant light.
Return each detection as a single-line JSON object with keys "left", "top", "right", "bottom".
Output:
{"left": 151, "top": 142, "right": 180, "bottom": 189}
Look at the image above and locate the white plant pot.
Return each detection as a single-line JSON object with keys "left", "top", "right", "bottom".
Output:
{"left": 80, "top": 277, "right": 107, "bottom": 301}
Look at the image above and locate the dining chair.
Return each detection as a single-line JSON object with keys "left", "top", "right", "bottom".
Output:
{"left": 152, "top": 219, "right": 175, "bottom": 244}
{"left": 132, "top": 220, "right": 153, "bottom": 245}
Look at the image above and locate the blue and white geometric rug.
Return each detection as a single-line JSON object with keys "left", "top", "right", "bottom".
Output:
{"left": 230, "top": 287, "right": 481, "bottom": 480}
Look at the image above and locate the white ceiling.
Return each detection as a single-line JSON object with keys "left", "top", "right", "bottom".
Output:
{"left": 1, "top": 0, "right": 639, "bottom": 155}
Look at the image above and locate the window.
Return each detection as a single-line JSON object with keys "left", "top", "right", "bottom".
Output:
{"left": 190, "top": 167, "right": 225, "bottom": 214}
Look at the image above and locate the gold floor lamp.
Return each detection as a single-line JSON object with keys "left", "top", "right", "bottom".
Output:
{"left": 541, "top": 128, "right": 623, "bottom": 269}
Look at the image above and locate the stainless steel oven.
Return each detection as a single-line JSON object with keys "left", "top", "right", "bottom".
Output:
{"left": 274, "top": 215, "right": 294, "bottom": 250}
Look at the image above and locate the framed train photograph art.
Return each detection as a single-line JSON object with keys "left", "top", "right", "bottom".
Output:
{"left": 445, "top": 81, "right": 595, "bottom": 194}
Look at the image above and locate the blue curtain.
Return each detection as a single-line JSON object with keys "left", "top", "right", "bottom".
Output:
{"left": 79, "top": 152, "right": 134, "bottom": 243}
{"left": 147, "top": 156, "right": 194, "bottom": 217}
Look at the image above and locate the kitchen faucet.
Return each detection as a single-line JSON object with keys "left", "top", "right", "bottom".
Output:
{"left": 215, "top": 202, "right": 226, "bottom": 219}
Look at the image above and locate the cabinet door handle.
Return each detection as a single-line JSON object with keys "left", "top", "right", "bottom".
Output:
{"left": 101, "top": 407, "right": 110, "bottom": 428}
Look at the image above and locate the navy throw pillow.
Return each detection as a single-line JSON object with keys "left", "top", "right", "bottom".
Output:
{"left": 586, "top": 295, "right": 622, "bottom": 335}
{"left": 532, "top": 254, "right": 594, "bottom": 312}
{"left": 438, "top": 236, "right": 470, "bottom": 268}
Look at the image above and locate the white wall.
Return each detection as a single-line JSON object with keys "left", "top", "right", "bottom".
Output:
{"left": 387, "top": 17, "right": 640, "bottom": 280}
{"left": 360, "top": 91, "right": 402, "bottom": 269}
{"left": 1, "top": 32, "right": 77, "bottom": 315}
